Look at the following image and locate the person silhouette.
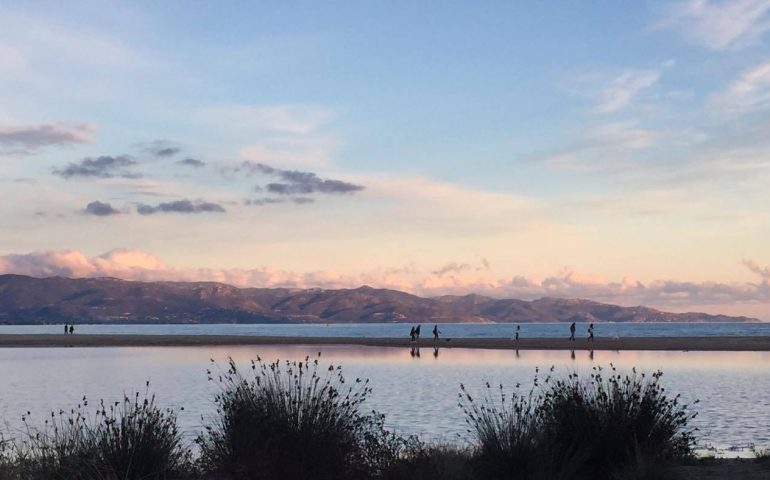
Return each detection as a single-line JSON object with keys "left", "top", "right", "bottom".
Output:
{"left": 64, "top": 324, "right": 68, "bottom": 335}
{"left": 569, "top": 322, "right": 576, "bottom": 341}
{"left": 432, "top": 324, "right": 441, "bottom": 343}
{"left": 69, "top": 324, "right": 74, "bottom": 335}
{"left": 415, "top": 324, "right": 421, "bottom": 339}
{"left": 409, "top": 326, "right": 416, "bottom": 342}
{"left": 514, "top": 324, "right": 520, "bottom": 341}
{"left": 588, "top": 323, "right": 594, "bottom": 342}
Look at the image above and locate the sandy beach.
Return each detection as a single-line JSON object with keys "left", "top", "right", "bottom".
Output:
{"left": 0, "top": 334, "right": 768, "bottom": 350}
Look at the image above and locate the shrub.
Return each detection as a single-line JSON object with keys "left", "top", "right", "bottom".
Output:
{"left": 461, "top": 365, "right": 698, "bottom": 480}
{"left": 9, "top": 385, "right": 191, "bottom": 480}
{"left": 197, "top": 355, "right": 415, "bottom": 480}
{"left": 381, "top": 445, "right": 477, "bottom": 480}
{"left": 539, "top": 365, "right": 697, "bottom": 477}
{"left": 459, "top": 380, "right": 540, "bottom": 479}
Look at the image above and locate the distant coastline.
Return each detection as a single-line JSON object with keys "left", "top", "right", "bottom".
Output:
{"left": 0, "top": 274, "right": 759, "bottom": 325}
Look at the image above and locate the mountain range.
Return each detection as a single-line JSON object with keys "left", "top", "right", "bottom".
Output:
{"left": 0, "top": 274, "right": 758, "bottom": 324}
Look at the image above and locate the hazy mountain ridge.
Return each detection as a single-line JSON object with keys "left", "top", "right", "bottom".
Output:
{"left": 0, "top": 274, "right": 757, "bottom": 324}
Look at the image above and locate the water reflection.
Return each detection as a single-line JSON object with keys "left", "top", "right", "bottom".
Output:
{"left": 0, "top": 345, "right": 768, "bottom": 455}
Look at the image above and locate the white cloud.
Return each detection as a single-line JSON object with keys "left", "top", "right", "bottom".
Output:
{"left": 200, "top": 104, "right": 337, "bottom": 169}
{"left": 544, "top": 122, "right": 658, "bottom": 172}
{"left": 595, "top": 69, "right": 661, "bottom": 113}
{"left": 363, "top": 174, "right": 533, "bottom": 207}
{"left": 0, "top": 45, "right": 27, "bottom": 74}
{"left": 200, "top": 105, "right": 334, "bottom": 135}
{"left": 238, "top": 137, "right": 336, "bottom": 169}
{"left": 356, "top": 173, "right": 542, "bottom": 228}
{"left": 0, "top": 9, "right": 146, "bottom": 70}
{"left": 710, "top": 60, "right": 770, "bottom": 116}
{"left": 655, "top": 0, "right": 770, "bottom": 50}
{"left": 592, "top": 122, "right": 658, "bottom": 149}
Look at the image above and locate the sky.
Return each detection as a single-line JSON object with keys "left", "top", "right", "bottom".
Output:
{"left": 1, "top": 0, "right": 769, "bottom": 319}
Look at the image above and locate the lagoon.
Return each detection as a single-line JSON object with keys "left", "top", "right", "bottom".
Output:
{"left": 0, "top": 345, "right": 768, "bottom": 456}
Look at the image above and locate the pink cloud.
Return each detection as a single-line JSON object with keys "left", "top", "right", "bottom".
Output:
{"left": 0, "top": 249, "right": 768, "bottom": 318}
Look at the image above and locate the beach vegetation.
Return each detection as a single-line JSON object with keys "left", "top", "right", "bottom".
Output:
{"left": 196, "top": 355, "right": 417, "bottom": 480}
{"left": 460, "top": 365, "right": 697, "bottom": 479}
{"left": 380, "top": 445, "right": 476, "bottom": 480}
{"left": 0, "top": 385, "right": 191, "bottom": 479}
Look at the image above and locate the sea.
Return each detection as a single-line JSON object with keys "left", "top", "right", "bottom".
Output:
{"left": 0, "top": 322, "right": 768, "bottom": 457}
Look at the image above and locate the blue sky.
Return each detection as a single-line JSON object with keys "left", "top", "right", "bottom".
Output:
{"left": 1, "top": 0, "right": 770, "bottom": 318}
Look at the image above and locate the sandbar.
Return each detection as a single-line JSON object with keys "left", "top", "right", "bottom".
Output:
{"left": 0, "top": 334, "right": 768, "bottom": 351}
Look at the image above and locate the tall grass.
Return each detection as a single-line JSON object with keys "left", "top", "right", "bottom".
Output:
{"left": 0, "top": 433, "right": 17, "bottom": 478}
{"left": 4, "top": 384, "right": 190, "bottom": 480}
{"left": 541, "top": 365, "right": 697, "bottom": 476}
{"left": 461, "top": 365, "right": 698, "bottom": 480}
{"left": 459, "top": 380, "right": 540, "bottom": 479}
{"left": 196, "top": 355, "right": 417, "bottom": 480}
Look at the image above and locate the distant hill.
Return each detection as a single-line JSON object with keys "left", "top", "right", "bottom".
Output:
{"left": 0, "top": 274, "right": 758, "bottom": 324}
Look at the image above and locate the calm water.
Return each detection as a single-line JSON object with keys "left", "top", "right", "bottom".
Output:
{"left": 0, "top": 345, "right": 768, "bottom": 456}
{"left": 1, "top": 322, "right": 769, "bottom": 338}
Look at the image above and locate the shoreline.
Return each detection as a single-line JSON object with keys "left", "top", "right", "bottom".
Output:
{"left": 0, "top": 334, "right": 769, "bottom": 350}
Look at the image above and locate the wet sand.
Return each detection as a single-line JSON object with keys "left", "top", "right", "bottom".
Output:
{"left": 0, "top": 334, "right": 769, "bottom": 350}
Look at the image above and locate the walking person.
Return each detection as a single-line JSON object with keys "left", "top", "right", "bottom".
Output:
{"left": 514, "top": 324, "right": 520, "bottom": 341}
{"left": 432, "top": 324, "right": 441, "bottom": 343}
{"left": 409, "top": 326, "right": 416, "bottom": 342}
{"left": 69, "top": 324, "right": 74, "bottom": 335}
{"left": 64, "top": 324, "right": 68, "bottom": 335}
{"left": 587, "top": 323, "right": 594, "bottom": 342}
{"left": 569, "top": 322, "right": 576, "bottom": 341}
{"left": 415, "top": 324, "right": 421, "bottom": 340}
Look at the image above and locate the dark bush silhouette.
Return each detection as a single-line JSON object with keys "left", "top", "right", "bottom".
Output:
{"left": 381, "top": 445, "right": 477, "bottom": 480}
{"left": 5, "top": 384, "right": 190, "bottom": 479}
{"left": 0, "top": 361, "right": 708, "bottom": 480}
{"left": 539, "top": 365, "right": 697, "bottom": 477}
{"left": 461, "top": 365, "right": 697, "bottom": 479}
{"left": 196, "top": 355, "right": 416, "bottom": 480}
{"left": 459, "top": 380, "right": 540, "bottom": 479}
